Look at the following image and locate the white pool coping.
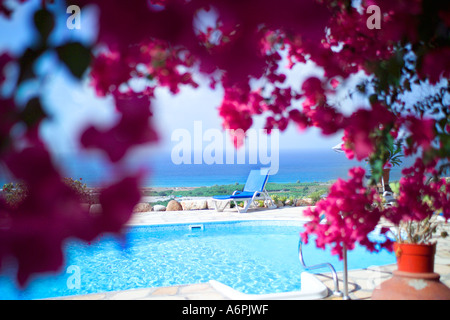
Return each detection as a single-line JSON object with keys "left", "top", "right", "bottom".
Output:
{"left": 209, "top": 272, "right": 329, "bottom": 300}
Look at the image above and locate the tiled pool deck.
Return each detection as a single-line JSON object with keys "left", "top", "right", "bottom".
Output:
{"left": 52, "top": 206, "right": 450, "bottom": 300}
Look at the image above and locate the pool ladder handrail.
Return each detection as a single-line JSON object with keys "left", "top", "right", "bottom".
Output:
{"left": 298, "top": 240, "right": 343, "bottom": 297}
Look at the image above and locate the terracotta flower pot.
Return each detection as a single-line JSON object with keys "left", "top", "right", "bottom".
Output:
{"left": 394, "top": 242, "right": 436, "bottom": 273}
{"left": 372, "top": 242, "right": 450, "bottom": 300}
{"left": 371, "top": 168, "right": 391, "bottom": 192}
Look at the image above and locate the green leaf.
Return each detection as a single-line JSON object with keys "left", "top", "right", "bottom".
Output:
{"left": 403, "top": 78, "right": 411, "bottom": 91}
{"left": 17, "top": 48, "right": 41, "bottom": 83}
{"left": 369, "top": 94, "right": 378, "bottom": 104}
{"left": 21, "top": 97, "right": 48, "bottom": 128}
{"left": 368, "top": 158, "right": 384, "bottom": 185}
{"left": 56, "top": 42, "right": 91, "bottom": 79}
{"left": 33, "top": 9, "right": 55, "bottom": 41}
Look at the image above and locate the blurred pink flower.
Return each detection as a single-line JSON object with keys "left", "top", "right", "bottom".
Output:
{"left": 0, "top": 146, "right": 142, "bottom": 286}
{"left": 420, "top": 48, "right": 450, "bottom": 84}
{"left": 342, "top": 104, "right": 396, "bottom": 160}
{"left": 301, "top": 77, "right": 325, "bottom": 107}
{"left": 402, "top": 116, "right": 436, "bottom": 155}
{"left": 90, "top": 51, "right": 132, "bottom": 97}
{"left": 383, "top": 159, "right": 450, "bottom": 225}
{"left": 81, "top": 91, "right": 158, "bottom": 162}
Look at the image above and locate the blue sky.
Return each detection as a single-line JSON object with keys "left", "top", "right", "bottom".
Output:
{"left": 0, "top": 0, "right": 362, "bottom": 157}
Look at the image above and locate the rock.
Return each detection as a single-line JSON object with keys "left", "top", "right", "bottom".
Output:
{"left": 133, "top": 202, "right": 152, "bottom": 213}
{"left": 152, "top": 204, "right": 166, "bottom": 212}
{"left": 295, "top": 198, "right": 313, "bottom": 206}
{"left": 285, "top": 199, "right": 293, "bottom": 206}
{"left": 166, "top": 200, "right": 183, "bottom": 211}
{"left": 275, "top": 200, "right": 284, "bottom": 207}
{"left": 181, "top": 200, "right": 208, "bottom": 210}
{"left": 265, "top": 200, "right": 277, "bottom": 208}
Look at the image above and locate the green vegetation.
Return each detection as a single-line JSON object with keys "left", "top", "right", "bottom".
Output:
{"left": 1, "top": 178, "right": 96, "bottom": 208}
{"left": 1, "top": 182, "right": 28, "bottom": 209}
{"left": 148, "top": 181, "right": 332, "bottom": 203}
{"left": 147, "top": 179, "right": 406, "bottom": 208}
{"left": 62, "top": 177, "right": 97, "bottom": 204}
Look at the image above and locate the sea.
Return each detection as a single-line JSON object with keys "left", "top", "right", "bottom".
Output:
{"left": 0, "top": 149, "right": 411, "bottom": 188}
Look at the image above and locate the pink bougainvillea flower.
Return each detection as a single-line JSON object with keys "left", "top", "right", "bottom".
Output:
{"left": 288, "top": 109, "right": 310, "bottom": 131}
{"left": 342, "top": 103, "right": 396, "bottom": 160}
{"left": 0, "top": 2, "right": 13, "bottom": 18}
{"left": 89, "top": 51, "right": 133, "bottom": 97}
{"left": 439, "top": 9, "right": 450, "bottom": 27}
{"left": 81, "top": 91, "right": 158, "bottom": 162}
{"left": 419, "top": 48, "right": 450, "bottom": 84}
{"left": 309, "top": 105, "right": 345, "bottom": 136}
{"left": 0, "top": 147, "right": 89, "bottom": 286}
{"left": 218, "top": 85, "right": 256, "bottom": 147}
{"left": 382, "top": 159, "right": 450, "bottom": 225}
{"left": 330, "top": 78, "right": 340, "bottom": 89}
{"left": 301, "top": 76, "right": 325, "bottom": 107}
{"left": 301, "top": 167, "right": 390, "bottom": 259}
{"left": 402, "top": 116, "right": 436, "bottom": 155}
{"left": 0, "top": 146, "right": 142, "bottom": 286}
{"left": 95, "top": 175, "right": 142, "bottom": 233}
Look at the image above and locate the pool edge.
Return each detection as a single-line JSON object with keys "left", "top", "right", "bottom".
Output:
{"left": 208, "top": 272, "right": 329, "bottom": 300}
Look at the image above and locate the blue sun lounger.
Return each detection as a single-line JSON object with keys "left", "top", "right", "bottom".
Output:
{"left": 212, "top": 168, "right": 276, "bottom": 213}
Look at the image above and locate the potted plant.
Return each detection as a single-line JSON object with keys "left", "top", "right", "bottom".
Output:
{"left": 372, "top": 220, "right": 450, "bottom": 300}
{"left": 371, "top": 162, "right": 450, "bottom": 300}
{"left": 392, "top": 215, "right": 447, "bottom": 273}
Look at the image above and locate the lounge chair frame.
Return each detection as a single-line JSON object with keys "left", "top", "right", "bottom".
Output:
{"left": 212, "top": 169, "right": 276, "bottom": 213}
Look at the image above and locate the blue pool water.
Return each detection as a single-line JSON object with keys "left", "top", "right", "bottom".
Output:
{"left": 0, "top": 221, "right": 395, "bottom": 300}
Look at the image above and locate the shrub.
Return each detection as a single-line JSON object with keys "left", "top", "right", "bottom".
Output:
{"left": 62, "top": 177, "right": 95, "bottom": 204}
{"left": 308, "top": 189, "right": 328, "bottom": 204}
{"left": 1, "top": 178, "right": 96, "bottom": 209}
{"left": 1, "top": 182, "right": 28, "bottom": 209}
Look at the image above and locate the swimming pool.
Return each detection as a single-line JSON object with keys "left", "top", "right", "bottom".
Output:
{"left": 0, "top": 220, "right": 395, "bottom": 299}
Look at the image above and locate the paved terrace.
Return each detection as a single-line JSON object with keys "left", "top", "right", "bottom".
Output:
{"left": 52, "top": 206, "right": 450, "bottom": 300}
